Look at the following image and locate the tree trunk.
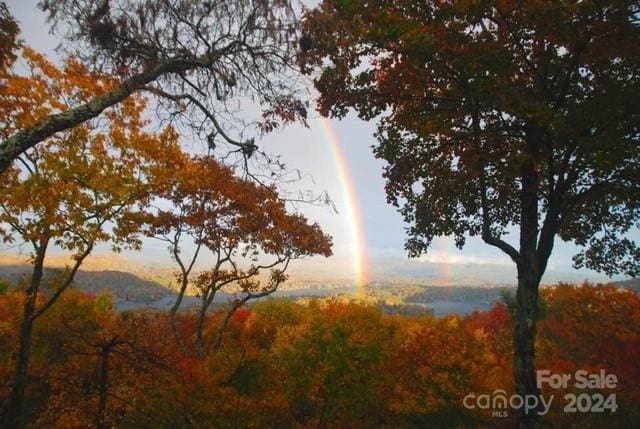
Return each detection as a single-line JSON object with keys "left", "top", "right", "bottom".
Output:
{"left": 96, "top": 344, "right": 112, "bottom": 429}
{"left": 513, "top": 264, "right": 540, "bottom": 428}
{"left": 1, "top": 246, "right": 46, "bottom": 428}
{"left": 170, "top": 277, "right": 189, "bottom": 349}
{"left": 196, "top": 298, "right": 208, "bottom": 359}
{"left": 212, "top": 298, "right": 248, "bottom": 353}
{"left": 514, "top": 127, "right": 543, "bottom": 428}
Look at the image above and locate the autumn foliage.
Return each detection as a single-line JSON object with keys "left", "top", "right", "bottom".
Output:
{"left": 0, "top": 45, "right": 186, "bottom": 427}
{"left": 0, "top": 1, "right": 637, "bottom": 427}
{"left": 300, "top": 2, "right": 640, "bottom": 425}
{"left": 0, "top": 283, "right": 638, "bottom": 428}
{"left": 146, "top": 154, "right": 332, "bottom": 357}
{"left": 0, "top": 45, "right": 332, "bottom": 426}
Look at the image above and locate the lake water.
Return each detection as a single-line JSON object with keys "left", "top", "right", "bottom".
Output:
{"left": 416, "top": 300, "right": 495, "bottom": 316}
{"left": 116, "top": 295, "right": 497, "bottom": 316}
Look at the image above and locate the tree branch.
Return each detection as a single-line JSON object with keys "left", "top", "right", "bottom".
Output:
{"left": 31, "top": 244, "right": 94, "bottom": 322}
{"left": 0, "top": 57, "right": 213, "bottom": 173}
{"left": 469, "top": 104, "right": 521, "bottom": 263}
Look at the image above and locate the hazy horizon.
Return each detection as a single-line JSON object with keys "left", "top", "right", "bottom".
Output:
{"left": 0, "top": 249, "right": 613, "bottom": 288}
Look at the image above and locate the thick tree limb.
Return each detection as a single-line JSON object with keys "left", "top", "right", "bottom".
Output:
{"left": 0, "top": 58, "right": 207, "bottom": 174}
{"left": 469, "top": 105, "right": 521, "bottom": 264}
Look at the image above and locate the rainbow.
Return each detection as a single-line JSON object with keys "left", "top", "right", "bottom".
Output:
{"left": 318, "top": 117, "right": 367, "bottom": 300}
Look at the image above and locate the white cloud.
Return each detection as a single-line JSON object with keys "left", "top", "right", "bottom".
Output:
{"left": 417, "top": 250, "right": 511, "bottom": 266}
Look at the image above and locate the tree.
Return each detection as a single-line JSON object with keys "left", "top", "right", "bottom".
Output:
{"left": 0, "top": 1, "right": 19, "bottom": 71}
{"left": 33, "top": 292, "right": 169, "bottom": 429}
{"left": 147, "top": 155, "right": 332, "bottom": 358}
{"left": 0, "top": 47, "right": 180, "bottom": 427}
{"left": 300, "top": 1, "right": 640, "bottom": 426}
{"left": 271, "top": 300, "right": 395, "bottom": 427}
{"left": 386, "top": 314, "right": 505, "bottom": 427}
{"left": 0, "top": 0, "right": 308, "bottom": 173}
{"left": 143, "top": 150, "right": 200, "bottom": 347}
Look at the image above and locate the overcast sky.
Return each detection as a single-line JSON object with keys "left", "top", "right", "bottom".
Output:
{"left": 5, "top": 1, "right": 631, "bottom": 282}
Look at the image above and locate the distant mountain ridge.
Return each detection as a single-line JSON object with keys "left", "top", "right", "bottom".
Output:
{"left": 0, "top": 266, "right": 171, "bottom": 303}
{"left": 0, "top": 252, "right": 166, "bottom": 274}
{"left": 0, "top": 252, "right": 631, "bottom": 303}
{"left": 287, "top": 255, "right": 612, "bottom": 286}
{"left": 0, "top": 252, "right": 176, "bottom": 300}
{"left": 615, "top": 278, "right": 640, "bottom": 293}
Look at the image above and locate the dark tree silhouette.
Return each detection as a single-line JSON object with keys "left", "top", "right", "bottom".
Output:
{"left": 300, "top": 1, "right": 640, "bottom": 427}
